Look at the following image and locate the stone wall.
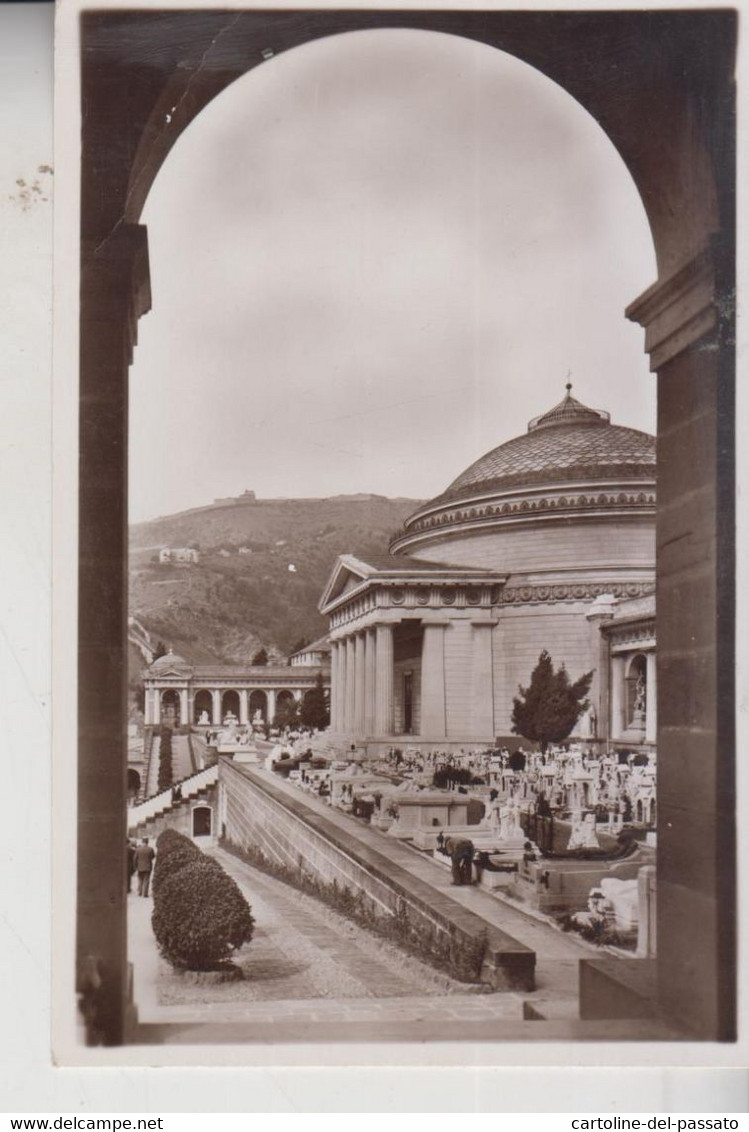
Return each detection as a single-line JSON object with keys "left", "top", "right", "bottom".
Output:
{"left": 408, "top": 517, "right": 654, "bottom": 574}
{"left": 220, "top": 760, "right": 535, "bottom": 991}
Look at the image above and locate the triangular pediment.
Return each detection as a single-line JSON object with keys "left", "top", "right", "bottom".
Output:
{"left": 318, "top": 554, "right": 377, "bottom": 612}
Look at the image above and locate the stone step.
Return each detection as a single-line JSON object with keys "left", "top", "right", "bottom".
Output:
{"left": 131, "top": 1013, "right": 686, "bottom": 1045}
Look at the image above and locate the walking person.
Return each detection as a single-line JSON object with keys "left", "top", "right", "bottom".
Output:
{"left": 135, "top": 838, "right": 155, "bottom": 897}
{"left": 126, "top": 839, "right": 136, "bottom": 893}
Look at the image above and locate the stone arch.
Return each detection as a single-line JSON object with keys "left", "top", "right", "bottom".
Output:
{"left": 160, "top": 689, "right": 180, "bottom": 728}
{"left": 249, "top": 689, "right": 268, "bottom": 721}
{"left": 77, "top": 10, "right": 737, "bottom": 1042}
{"left": 625, "top": 653, "right": 648, "bottom": 730}
{"left": 193, "top": 688, "right": 212, "bottom": 724}
{"left": 127, "top": 768, "right": 141, "bottom": 799}
{"left": 221, "top": 689, "right": 240, "bottom": 720}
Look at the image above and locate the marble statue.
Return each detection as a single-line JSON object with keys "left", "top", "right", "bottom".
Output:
{"left": 198, "top": 709, "right": 210, "bottom": 725}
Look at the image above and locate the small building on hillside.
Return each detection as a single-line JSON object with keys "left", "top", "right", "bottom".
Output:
{"left": 159, "top": 546, "right": 199, "bottom": 564}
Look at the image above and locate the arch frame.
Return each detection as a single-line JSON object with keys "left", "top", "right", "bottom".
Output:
{"left": 76, "top": 8, "right": 736, "bottom": 1044}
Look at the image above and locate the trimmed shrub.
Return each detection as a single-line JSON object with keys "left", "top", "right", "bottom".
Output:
{"left": 152, "top": 858, "right": 255, "bottom": 970}
{"left": 158, "top": 729, "right": 173, "bottom": 791}
{"left": 152, "top": 830, "right": 203, "bottom": 898}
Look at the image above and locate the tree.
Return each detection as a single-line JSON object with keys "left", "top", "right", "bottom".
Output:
{"left": 251, "top": 648, "right": 268, "bottom": 666}
{"left": 153, "top": 640, "right": 168, "bottom": 661}
{"left": 511, "top": 649, "right": 593, "bottom": 753}
{"left": 273, "top": 696, "right": 300, "bottom": 730}
{"left": 300, "top": 673, "right": 329, "bottom": 730}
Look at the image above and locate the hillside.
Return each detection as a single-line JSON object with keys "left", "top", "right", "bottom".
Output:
{"left": 129, "top": 495, "right": 422, "bottom": 670}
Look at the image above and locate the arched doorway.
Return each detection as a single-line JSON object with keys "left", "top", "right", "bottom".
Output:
{"left": 192, "top": 805, "right": 212, "bottom": 838}
{"left": 160, "top": 689, "right": 180, "bottom": 729}
{"left": 625, "top": 654, "right": 647, "bottom": 734}
{"left": 249, "top": 689, "right": 267, "bottom": 722}
{"left": 126, "top": 768, "right": 141, "bottom": 800}
{"left": 193, "top": 689, "right": 212, "bottom": 725}
{"left": 221, "top": 690, "right": 240, "bottom": 722}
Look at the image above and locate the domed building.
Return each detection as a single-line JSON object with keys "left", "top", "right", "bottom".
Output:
{"left": 319, "top": 387, "right": 657, "bottom": 751}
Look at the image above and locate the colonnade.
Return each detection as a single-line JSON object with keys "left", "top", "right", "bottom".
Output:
{"left": 145, "top": 685, "right": 302, "bottom": 727}
{"left": 330, "top": 620, "right": 450, "bottom": 739}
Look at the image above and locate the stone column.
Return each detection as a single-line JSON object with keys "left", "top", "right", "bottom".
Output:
{"left": 144, "top": 689, "right": 152, "bottom": 726}
{"left": 179, "top": 688, "right": 189, "bottom": 728}
{"left": 610, "top": 656, "right": 625, "bottom": 740}
{"left": 354, "top": 632, "right": 366, "bottom": 733}
{"left": 267, "top": 688, "right": 276, "bottom": 723}
{"left": 364, "top": 629, "right": 377, "bottom": 735}
{"left": 627, "top": 238, "right": 735, "bottom": 1038}
{"left": 153, "top": 690, "right": 161, "bottom": 726}
{"left": 421, "top": 622, "right": 447, "bottom": 739}
{"left": 329, "top": 643, "right": 339, "bottom": 732}
{"left": 239, "top": 689, "right": 249, "bottom": 725}
{"left": 470, "top": 620, "right": 497, "bottom": 741}
{"left": 374, "top": 624, "right": 394, "bottom": 735}
{"left": 645, "top": 651, "right": 657, "bottom": 744}
{"left": 211, "top": 689, "right": 221, "bottom": 725}
{"left": 78, "top": 223, "right": 151, "bottom": 1044}
{"left": 345, "top": 636, "right": 356, "bottom": 732}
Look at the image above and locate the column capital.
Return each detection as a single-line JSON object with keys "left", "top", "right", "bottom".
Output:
{"left": 626, "top": 242, "right": 724, "bottom": 371}
{"left": 470, "top": 618, "right": 498, "bottom": 628}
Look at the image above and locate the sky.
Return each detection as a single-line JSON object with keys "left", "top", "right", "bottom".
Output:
{"left": 129, "top": 27, "right": 658, "bottom": 522}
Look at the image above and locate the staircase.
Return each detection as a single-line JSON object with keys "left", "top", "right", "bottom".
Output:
{"left": 127, "top": 764, "right": 219, "bottom": 832}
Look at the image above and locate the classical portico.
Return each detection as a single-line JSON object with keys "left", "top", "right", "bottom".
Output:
{"left": 320, "top": 555, "right": 504, "bottom": 751}
{"left": 143, "top": 650, "right": 329, "bottom": 728}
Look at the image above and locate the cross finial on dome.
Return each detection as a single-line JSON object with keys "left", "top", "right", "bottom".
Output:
{"left": 565, "top": 371, "right": 573, "bottom": 395}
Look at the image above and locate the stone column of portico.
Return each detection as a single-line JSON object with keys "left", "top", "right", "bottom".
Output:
{"left": 354, "top": 632, "right": 366, "bottom": 733}
{"left": 239, "top": 689, "right": 249, "bottom": 725}
{"left": 645, "top": 651, "right": 657, "bottom": 744}
{"left": 329, "top": 643, "right": 338, "bottom": 731}
{"left": 364, "top": 628, "right": 377, "bottom": 735}
{"left": 374, "top": 624, "right": 394, "bottom": 735}
{"left": 179, "top": 688, "right": 189, "bottom": 728}
{"left": 345, "top": 636, "right": 356, "bottom": 732}
{"left": 267, "top": 688, "right": 276, "bottom": 722}
{"left": 610, "top": 657, "right": 625, "bottom": 740}
{"left": 211, "top": 689, "right": 221, "bottom": 725}
{"left": 470, "top": 620, "right": 497, "bottom": 740}
{"left": 421, "top": 622, "right": 448, "bottom": 738}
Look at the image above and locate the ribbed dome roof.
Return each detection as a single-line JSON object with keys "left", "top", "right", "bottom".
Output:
{"left": 149, "top": 649, "right": 190, "bottom": 672}
{"left": 441, "top": 388, "right": 655, "bottom": 501}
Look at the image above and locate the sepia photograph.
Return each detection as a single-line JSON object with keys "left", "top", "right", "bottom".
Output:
{"left": 59, "top": 2, "right": 736, "bottom": 1058}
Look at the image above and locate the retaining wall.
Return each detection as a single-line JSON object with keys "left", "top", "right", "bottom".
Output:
{"left": 220, "top": 761, "right": 535, "bottom": 991}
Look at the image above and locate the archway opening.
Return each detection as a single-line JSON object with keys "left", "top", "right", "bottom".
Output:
{"left": 192, "top": 805, "right": 212, "bottom": 838}
{"left": 127, "top": 768, "right": 141, "bottom": 800}
{"left": 625, "top": 654, "right": 647, "bottom": 734}
{"left": 193, "top": 689, "right": 212, "bottom": 725}
{"left": 221, "top": 690, "right": 240, "bottom": 722}
{"left": 131, "top": 27, "right": 656, "bottom": 524}
{"left": 160, "top": 689, "right": 181, "bottom": 729}
{"left": 249, "top": 689, "right": 268, "bottom": 722}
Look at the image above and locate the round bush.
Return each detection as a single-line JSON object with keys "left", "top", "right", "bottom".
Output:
{"left": 152, "top": 859, "right": 255, "bottom": 970}
{"left": 151, "top": 829, "right": 203, "bottom": 897}
{"left": 152, "top": 842, "right": 206, "bottom": 897}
